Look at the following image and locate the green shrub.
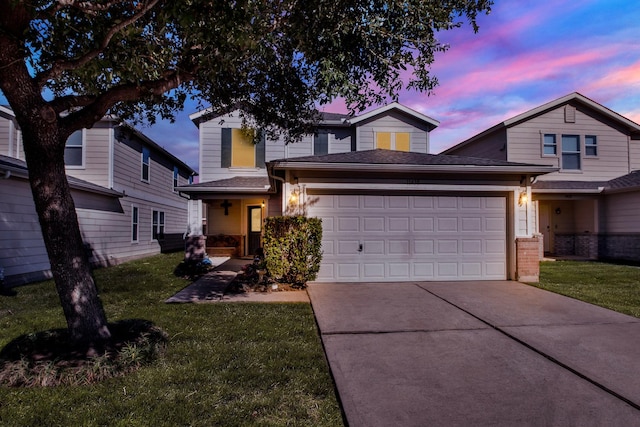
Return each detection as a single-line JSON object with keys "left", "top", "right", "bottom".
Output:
{"left": 263, "top": 216, "right": 322, "bottom": 286}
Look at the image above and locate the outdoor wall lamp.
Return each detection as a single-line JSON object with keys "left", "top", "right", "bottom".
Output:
{"left": 519, "top": 192, "right": 528, "bottom": 206}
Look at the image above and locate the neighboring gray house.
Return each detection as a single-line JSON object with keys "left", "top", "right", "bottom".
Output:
{"left": 444, "top": 92, "right": 640, "bottom": 262}
{"left": 179, "top": 103, "right": 554, "bottom": 282}
{"left": 0, "top": 106, "right": 197, "bottom": 286}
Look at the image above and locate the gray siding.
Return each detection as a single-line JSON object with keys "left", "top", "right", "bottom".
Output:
{"left": 604, "top": 191, "right": 640, "bottom": 233}
{"left": 64, "top": 124, "right": 111, "bottom": 187}
{"left": 355, "top": 111, "right": 430, "bottom": 153}
{"left": 0, "top": 114, "right": 21, "bottom": 159}
{"left": 508, "top": 105, "right": 634, "bottom": 181}
{"left": 446, "top": 131, "right": 508, "bottom": 160}
{"left": 0, "top": 177, "right": 51, "bottom": 284}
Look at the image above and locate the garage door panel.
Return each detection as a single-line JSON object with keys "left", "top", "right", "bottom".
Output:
{"left": 337, "top": 195, "right": 359, "bottom": 209}
{"left": 413, "top": 217, "right": 434, "bottom": 231}
{"left": 388, "top": 240, "right": 410, "bottom": 254}
{"left": 414, "top": 240, "right": 435, "bottom": 254}
{"left": 310, "top": 195, "right": 506, "bottom": 282}
{"left": 437, "top": 217, "right": 458, "bottom": 232}
{"left": 437, "top": 240, "right": 458, "bottom": 254}
{"left": 363, "top": 217, "right": 385, "bottom": 232}
{"left": 388, "top": 196, "right": 410, "bottom": 209}
{"left": 338, "top": 217, "right": 360, "bottom": 232}
{"left": 388, "top": 217, "right": 410, "bottom": 231}
{"left": 461, "top": 217, "right": 483, "bottom": 232}
{"left": 363, "top": 263, "right": 385, "bottom": 279}
{"left": 363, "top": 195, "right": 385, "bottom": 209}
{"left": 338, "top": 240, "right": 360, "bottom": 254}
{"left": 364, "top": 240, "right": 385, "bottom": 254}
{"left": 462, "top": 240, "right": 482, "bottom": 254}
{"left": 337, "top": 263, "right": 360, "bottom": 279}
{"left": 413, "top": 262, "right": 435, "bottom": 278}
{"left": 388, "top": 263, "right": 410, "bottom": 278}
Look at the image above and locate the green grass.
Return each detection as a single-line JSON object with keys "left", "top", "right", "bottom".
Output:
{"left": 0, "top": 253, "right": 343, "bottom": 426}
{"left": 531, "top": 261, "right": 640, "bottom": 318}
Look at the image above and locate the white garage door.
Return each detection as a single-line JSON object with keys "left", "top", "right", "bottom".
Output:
{"left": 308, "top": 195, "right": 507, "bottom": 282}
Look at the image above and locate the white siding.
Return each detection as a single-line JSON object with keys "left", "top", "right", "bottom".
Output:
{"left": 508, "top": 106, "right": 634, "bottom": 181}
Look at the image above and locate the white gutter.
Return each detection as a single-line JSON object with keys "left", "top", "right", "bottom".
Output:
{"left": 301, "top": 182, "right": 520, "bottom": 192}
{"left": 271, "top": 161, "right": 556, "bottom": 175}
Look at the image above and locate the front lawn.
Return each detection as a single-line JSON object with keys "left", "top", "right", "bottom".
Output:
{"left": 0, "top": 253, "right": 343, "bottom": 426}
{"left": 532, "top": 261, "right": 640, "bottom": 318}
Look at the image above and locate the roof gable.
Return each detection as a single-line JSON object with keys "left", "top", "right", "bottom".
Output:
{"left": 445, "top": 92, "right": 640, "bottom": 154}
{"left": 346, "top": 102, "right": 439, "bottom": 130}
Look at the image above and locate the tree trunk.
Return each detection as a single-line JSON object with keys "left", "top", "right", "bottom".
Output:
{"left": 0, "top": 18, "right": 112, "bottom": 352}
{"left": 22, "top": 126, "right": 112, "bottom": 353}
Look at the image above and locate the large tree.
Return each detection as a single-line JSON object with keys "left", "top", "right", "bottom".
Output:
{"left": 0, "top": 0, "right": 491, "bottom": 352}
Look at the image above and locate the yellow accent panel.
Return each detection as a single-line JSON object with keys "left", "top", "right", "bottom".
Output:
{"left": 232, "top": 128, "right": 255, "bottom": 168}
{"left": 376, "top": 132, "right": 391, "bottom": 150}
{"left": 396, "top": 132, "right": 410, "bottom": 152}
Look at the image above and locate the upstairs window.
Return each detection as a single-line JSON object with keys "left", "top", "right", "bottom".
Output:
{"left": 314, "top": 131, "right": 329, "bottom": 155}
{"left": 543, "top": 134, "right": 557, "bottom": 156}
{"left": 375, "top": 132, "right": 410, "bottom": 151}
{"left": 561, "top": 135, "right": 581, "bottom": 170}
{"left": 585, "top": 135, "right": 597, "bottom": 157}
{"left": 188, "top": 175, "right": 194, "bottom": 185}
{"left": 173, "top": 166, "right": 179, "bottom": 190}
{"left": 141, "top": 147, "right": 150, "bottom": 182}
{"left": 221, "top": 128, "right": 265, "bottom": 168}
{"left": 64, "top": 130, "right": 84, "bottom": 167}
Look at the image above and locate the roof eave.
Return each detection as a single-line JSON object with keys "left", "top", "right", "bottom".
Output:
{"left": 270, "top": 161, "right": 556, "bottom": 175}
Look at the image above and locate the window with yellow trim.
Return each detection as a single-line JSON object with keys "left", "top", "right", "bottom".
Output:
{"left": 231, "top": 128, "right": 255, "bottom": 167}
{"left": 375, "top": 131, "right": 410, "bottom": 151}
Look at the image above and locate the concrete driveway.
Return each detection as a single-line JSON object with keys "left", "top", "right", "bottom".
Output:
{"left": 307, "top": 281, "right": 640, "bottom": 427}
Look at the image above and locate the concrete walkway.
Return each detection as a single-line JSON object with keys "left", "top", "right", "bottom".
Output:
{"left": 308, "top": 281, "right": 640, "bottom": 427}
{"left": 166, "top": 257, "right": 309, "bottom": 303}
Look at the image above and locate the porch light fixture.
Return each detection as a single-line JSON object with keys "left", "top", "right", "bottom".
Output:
{"left": 261, "top": 200, "right": 265, "bottom": 208}
{"left": 519, "top": 192, "right": 528, "bottom": 206}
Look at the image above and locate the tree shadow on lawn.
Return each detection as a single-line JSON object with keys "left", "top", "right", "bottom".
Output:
{"left": 0, "top": 319, "right": 167, "bottom": 387}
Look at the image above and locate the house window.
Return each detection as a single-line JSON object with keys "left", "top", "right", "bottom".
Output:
{"left": 543, "top": 134, "right": 557, "bottom": 155}
{"left": 221, "top": 128, "right": 266, "bottom": 168}
{"left": 142, "top": 147, "right": 150, "bottom": 182}
{"left": 375, "top": 132, "right": 410, "bottom": 151}
{"left": 188, "top": 175, "right": 194, "bottom": 185}
{"left": 585, "top": 135, "right": 597, "bottom": 157}
{"left": 152, "top": 210, "right": 165, "bottom": 240}
{"left": 561, "top": 134, "right": 581, "bottom": 170}
{"left": 131, "top": 206, "right": 139, "bottom": 242}
{"left": 64, "top": 130, "right": 84, "bottom": 167}
{"left": 314, "top": 131, "right": 329, "bottom": 155}
{"left": 173, "top": 166, "right": 179, "bottom": 190}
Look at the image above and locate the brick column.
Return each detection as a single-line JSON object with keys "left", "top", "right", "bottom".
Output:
{"left": 516, "top": 236, "right": 540, "bottom": 283}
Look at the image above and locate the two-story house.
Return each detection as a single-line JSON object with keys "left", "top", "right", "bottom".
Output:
{"left": 444, "top": 92, "right": 640, "bottom": 262}
{"left": 0, "top": 106, "right": 197, "bottom": 286}
{"left": 179, "top": 103, "right": 555, "bottom": 282}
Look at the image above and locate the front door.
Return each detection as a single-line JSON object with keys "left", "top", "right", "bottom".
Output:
{"left": 247, "top": 206, "right": 262, "bottom": 256}
{"left": 539, "top": 203, "right": 552, "bottom": 253}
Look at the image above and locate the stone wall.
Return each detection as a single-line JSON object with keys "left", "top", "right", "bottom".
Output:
{"left": 599, "top": 233, "right": 640, "bottom": 263}
{"left": 554, "top": 233, "right": 598, "bottom": 259}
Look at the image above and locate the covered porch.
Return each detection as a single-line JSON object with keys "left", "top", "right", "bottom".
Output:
{"left": 532, "top": 181, "right": 606, "bottom": 259}
{"left": 177, "top": 176, "right": 280, "bottom": 258}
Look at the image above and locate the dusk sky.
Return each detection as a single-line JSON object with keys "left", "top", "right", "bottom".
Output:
{"left": 3, "top": 1, "right": 639, "bottom": 171}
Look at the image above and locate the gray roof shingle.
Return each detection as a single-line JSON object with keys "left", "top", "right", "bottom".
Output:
{"left": 271, "top": 149, "right": 546, "bottom": 168}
